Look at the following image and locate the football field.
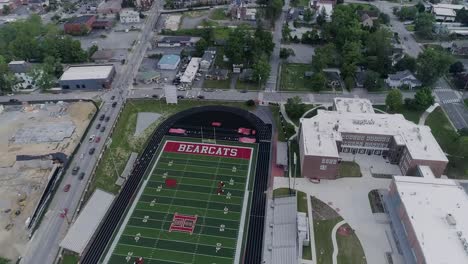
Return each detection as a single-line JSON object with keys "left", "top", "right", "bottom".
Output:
{"left": 105, "top": 138, "right": 257, "bottom": 264}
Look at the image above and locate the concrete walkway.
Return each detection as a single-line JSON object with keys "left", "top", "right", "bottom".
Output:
{"left": 418, "top": 103, "right": 439, "bottom": 125}
{"left": 279, "top": 103, "right": 298, "bottom": 131}
{"left": 331, "top": 220, "right": 347, "bottom": 264}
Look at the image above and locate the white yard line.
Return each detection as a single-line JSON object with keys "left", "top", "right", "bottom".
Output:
{"left": 332, "top": 220, "right": 347, "bottom": 264}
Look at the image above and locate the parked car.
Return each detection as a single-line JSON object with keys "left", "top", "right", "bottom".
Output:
{"left": 105, "top": 116, "right": 110, "bottom": 122}
{"left": 78, "top": 172, "right": 85, "bottom": 180}
{"left": 95, "top": 136, "right": 101, "bottom": 143}
{"left": 99, "top": 114, "right": 105, "bottom": 121}
{"left": 112, "top": 102, "right": 117, "bottom": 107}
{"left": 100, "top": 126, "right": 106, "bottom": 132}
{"left": 197, "top": 95, "right": 205, "bottom": 99}
{"left": 72, "top": 166, "right": 80, "bottom": 175}
{"left": 89, "top": 148, "right": 96, "bottom": 155}
{"left": 63, "top": 184, "right": 71, "bottom": 192}
{"left": 177, "top": 95, "right": 184, "bottom": 99}
{"left": 96, "top": 123, "right": 101, "bottom": 129}
{"left": 9, "top": 99, "right": 19, "bottom": 103}
{"left": 111, "top": 96, "right": 115, "bottom": 100}
{"left": 88, "top": 135, "right": 95, "bottom": 142}
{"left": 152, "top": 94, "right": 158, "bottom": 98}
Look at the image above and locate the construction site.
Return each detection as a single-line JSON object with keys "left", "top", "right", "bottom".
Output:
{"left": 0, "top": 101, "right": 96, "bottom": 261}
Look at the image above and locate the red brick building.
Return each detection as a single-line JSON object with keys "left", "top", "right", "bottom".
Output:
{"left": 64, "top": 15, "right": 96, "bottom": 35}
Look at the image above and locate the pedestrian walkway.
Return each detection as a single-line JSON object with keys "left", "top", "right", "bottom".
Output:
{"left": 279, "top": 103, "right": 298, "bottom": 132}
{"left": 332, "top": 220, "right": 347, "bottom": 264}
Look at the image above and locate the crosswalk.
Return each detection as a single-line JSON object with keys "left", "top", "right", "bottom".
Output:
{"left": 441, "top": 98, "right": 461, "bottom": 104}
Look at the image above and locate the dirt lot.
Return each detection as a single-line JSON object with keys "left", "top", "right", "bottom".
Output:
{"left": 0, "top": 101, "right": 95, "bottom": 261}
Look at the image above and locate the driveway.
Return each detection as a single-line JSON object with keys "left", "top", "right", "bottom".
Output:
{"left": 282, "top": 44, "right": 315, "bottom": 64}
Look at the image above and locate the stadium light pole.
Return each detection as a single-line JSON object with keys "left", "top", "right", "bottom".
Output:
{"left": 293, "top": 152, "right": 297, "bottom": 194}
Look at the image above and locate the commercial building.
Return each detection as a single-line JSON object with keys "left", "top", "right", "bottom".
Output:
{"left": 59, "top": 65, "right": 115, "bottom": 90}
{"left": 180, "top": 57, "right": 201, "bottom": 85}
{"left": 97, "top": 0, "right": 122, "bottom": 14}
{"left": 431, "top": 4, "right": 465, "bottom": 22}
{"left": 385, "top": 176, "right": 468, "bottom": 264}
{"left": 298, "top": 98, "right": 448, "bottom": 179}
{"left": 157, "top": 36, "right": 195, "bottom": 47}
{"left": 120, "top": 9, "right": 140, "bottom": 23}
{"left": 157, "top": 54, "right": 181, "bottom": 70}
{"left": 64, "top": 15, "right": 96, "bottom": 35}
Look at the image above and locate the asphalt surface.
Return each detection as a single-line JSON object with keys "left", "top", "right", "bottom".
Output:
{"left": 19, "top": 2, "right": 162, "bottom": 264}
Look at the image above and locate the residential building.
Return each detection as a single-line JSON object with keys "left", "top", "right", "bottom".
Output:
{"left": 357, "top": 10, "right": 379, "bottom": 28}
{"left": 206, "top": 68, "right": 229, "bottom": 80}
{"left": 310, "top": 0, "right": 335, "bottom": 21}
{"left": 299, "top": 98, "right": 448, "bottom": 179}
{"left": 451, "top": 41, "right": 468, "bottom": 55}
{"left": 120, "top": 9, "right": 140, "bottom": 23}
{"left": 157, "top": 54, "right": 181, "bottom": 70}
{"left": 431, "top": 4, "right": 465, "bottom": 22}
{"left": 64, "top": 15, "right": 96, "bottom": 35}
{"left": 59, "top": 65, "right": 116, "bottom": 89}
{"left": 157, "top": 36, "right": 195, "bottom": 47}
{"left": 97, "top": 0, "right": 122, "bottom": 14}
{"left": 385, "top": 176, "right": 468, "bottom": 264}
{"left": 385, "top": 70, "right": 421, "bottom": 89}
{"left": 180, "top": 57, "right": 201, "bottom": 85}
{"left": 0, "top": 0, "right": 14, "bottom": 11}
{"left": 200, "top": 51, "right": 215, "bottom": 71}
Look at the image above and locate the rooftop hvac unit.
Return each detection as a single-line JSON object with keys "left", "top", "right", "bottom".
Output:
{"left": 268, "top": 246, "right": 272, "bottom": 251}
{"left": 446, "top": 213, "right": 457, "bottom": 226}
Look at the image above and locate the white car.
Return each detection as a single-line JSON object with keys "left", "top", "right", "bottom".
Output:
{"left": 88, "top": 135, "right": 95, "bottom": 142}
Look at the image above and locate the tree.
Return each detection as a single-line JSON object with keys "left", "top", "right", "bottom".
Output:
{"left": 415, "top": 2, "right": 426, "bottom": 13}
{"left": 378, "top": 13, "right": 390, "bottom": 25}
{"left": 195, "top": 38, "right": 208, "bottom": 57}
{"left": 341, "top": 41, "right": 362, "bottom": 80}
{"left": 282, "top": 23, "right": 291, "bottom": 42}
{"left": 449, "top": 61, "right": 465, "bottom": 74}
{"left": 285, "top": 96, "right": 306, "bottom": 119}
{"left": 2, "top": 5, "right": 10, "bottom": 15}
{"left": 395, "top": 55, "right": 417, "bottom": 72}
{"left": 329, "top": 5, "right": 363, "bottom": 48}
{"left": 280, "top": 48, "right": 295, "bottom": 59}
{"left": 252, "top": 55, "right": 271, "bottom": 85}
{"left": 312, "top": 43, "right": 336, "bottom": 72}
{"left": 253, "top": 28, "right": 274, "bottom": 57}
{"left": 364, "top": 70, "right": 383, "bottom": 91}
{"left": 0, "top": 56, "right": 15, "bottom": 93}
{"left": 456, "top": 9, "right": 468, "bottom": 25}
{"left": 365, "top": 28, "right": 393, "bottom": 75}
{"left": 414, "top": 12, "right": 435, "bottom": 38}
{"left": 246, "top": 99, "right": 256, "bottom": 107}
{"left": 116, "top": 12, "right": 120, "bottom": 21}
{"left": 303, "top": 8, "right": 313, "bottom": 22}
{"left": 386, "top": 89, "right": 403, "bottom": 112}
{"left": 310, "top": 72, "right": 327, "bottom": 92}
{"left": 316, "top": 8, "right": 327, "bottom": 26}
{"left": 414, "top": 87, "right": 435, "bottom": 109}
{"left": 225, "top": 26, "right": 249, "bottom": 64}
{"left": 395, "top": 6, "right": 418, "bottom": 21}
{"left": 416, "top": 48, "right": 454, "bottom": 85}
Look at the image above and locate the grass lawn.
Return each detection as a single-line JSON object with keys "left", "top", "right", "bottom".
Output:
{"left": 61, "top": 254, "right": 78, "bottom": 264}
{"left": 89, "top": 100, "right": 255, "bottom": 197}
{"left": 297, "top": 191, "right": 312, "bottom": 260}
{"left": 214, "top": 47, "right": 230, "bottom": 69}
{"left": 273, "top": 187, "right": 294, "bottom": 197}
{"left": 405, "top": 24, "right": 415, "bottom": 31}
{"left": 338, "top": 161, "right": 362, "bottom": 178}
{"left": 280, "top": 63, "right": 313, "bottom": 92}
{"left": 236, "top": 80, "right": 260, "bottom": 91}
{"left": 336, "top": 224, "right": 367, "bottom": 264}
{"left": 291, "top": 0, "right": 310, "bottom": 7}
{"left": 315, "top": 218, "right": 344, "bottom": 264}
{"left": 270, "top": 105, "right": 296, "bottom": 141}
{"left": 464, "top": 98, "right": 468, "bottom": 108}
{"left": 210, "top": 8, "right": 227, "bottom": 20}
{"left": 182, "top": 10, "right": 209, "bottom": 18}
{"left": 290, "top": 104, "right": 315, "bottom": 126}
{"left": 203, "top": 79, "right": 231, "bottom": 89}
{"left": 213, "top": 27, "right": 230, "bottom": 41}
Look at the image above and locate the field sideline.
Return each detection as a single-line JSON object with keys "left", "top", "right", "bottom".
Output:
{"left": 103, "top": 137, "right": 258, "bottom": 264}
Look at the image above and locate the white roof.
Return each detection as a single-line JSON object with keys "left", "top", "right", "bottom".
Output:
{"left": 315, "top": 2, "right": 333, "bottom": 17}
{"left": 301, "top": 110, "right": 448, "bottom": 162}
{"left": 433, "top": 7, "right": 457, "bottom": 17}
{"left": 120, "top": 9, "right": 139, "bottom": 15}
{"left": 393, "top": 176, "right": 468, "bottom": 264}
{"left": 180, "top": 57, "right": 201, "bottom": 83}
{"left": 60, "top": 189, "right": 115, "bottom": 254}
{"left": 271, "top": 196, "right": 298, "bottom": 264}
{"left": 433, "top": 3, "right": 466, "bottom": 10}
{"left": 334, "top": 98, "right": 375, "bottom": 114}
{"left": 8, "top": 60, "right": 26, "bottom": 65}
{"left": 60, "top": 65, "right": 114, "bottom": 81}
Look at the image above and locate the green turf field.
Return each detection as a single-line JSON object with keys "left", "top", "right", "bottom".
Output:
{"left": 105, "top": 137, "right": 257, "bottom": 264}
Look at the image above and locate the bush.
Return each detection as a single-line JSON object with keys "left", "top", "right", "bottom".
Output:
{"left": 246, "top": 99, "right": 256, "bottom": 107}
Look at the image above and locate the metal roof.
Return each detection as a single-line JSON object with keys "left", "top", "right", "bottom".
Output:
{"left": 60, "top": 65, "right": 114, "bottom": 81}
{"left": 271, "top": 196, "right": 298, "bottom": 264}
{"left": 59, "top": 189, "right": 115, "bottom": 255}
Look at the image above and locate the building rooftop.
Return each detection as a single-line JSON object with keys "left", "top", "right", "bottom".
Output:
{"left": 271, "top": 196, "right": 298, "bottom": 264}
{"left": 180, "top": 57, "right": 201, "bottom": 83}
{"left": 334, "top": 98, "right": 375, "bottom": 114}
{"left": 432, "top": 3, "right": 466, "bottom": 11}
{"left": 393, "top": 176, "right": 468, "bottom": 264}
{"left": 65, "top": 15, "right": 95, "bottom": 24}
{"left": 300, "top": 109, "right": 448, "bottom": 162}
{"left": 433, "top": 6, "right": 457, "bottom": 17}
{"left": 159, "top": 36, "right": 191, "bottom": 43}
{"left": 158, "top": 54, "right": 181, "bottom": 66}
{"left": 60, "top": 65, "right": 114, "bottom": 81}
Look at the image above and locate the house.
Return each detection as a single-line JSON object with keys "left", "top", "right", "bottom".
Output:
{"left": 8, "top": 61, "right": 40, "bottom": 92}
{"left": 97, "top": 0, "right": 122, "bottom": 14}
{"left": 323, "top": 68, "right": 342, "bottom": 89}
{"left": 385, "top": 70, "right": 421, "bottom": 89}
{"left": 64, "top": 15, "right": 96, "bottom": 35}
{"left": 59, "top": 65, "right": 116, "bottom": 89}
{"left": 354, "top": 70, "right": 367, "bottom": 88}
{"left": 229, "top": 2, "right": 256, "bottom": 20}
{"left": 239, "top": 68, "right": 253, "bottom": 81}
{"left": 357, "top": 10, "right": 379, "bottom": 28}
{"left": 157, "top": 36, "right": 195, "bottom": 47}
{"left": 206, "top": 68, "right": 229, "bottom": 80}
{"left": 431, "top": 4, "right": 465, "bottom": 22}
{"left": 451, "top": 41, "right": 468, "bottom": 55}
{"left": 91, "top": 50, "right": 115, "bottom": 63}
{"left": 120, "top": 9, "right": 140, "bottom": 23}
{"left": 310, "top": 0, "right": 335, "bottom": 21}
{"left": 200, "top": 51, "right": 216, "bottom": 71}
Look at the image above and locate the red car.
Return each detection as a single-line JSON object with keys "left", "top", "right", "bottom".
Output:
{"left": 134, "top": 257, "right": 144, "bottom": 264}
{"left": 95, "top": 136, "right": 101, "bottom": 143}
{"left": 63, "top": 184, "right": 71, "bottom": 192}
{"left": 59, "top": 208, "right": 68, "bottom": 218}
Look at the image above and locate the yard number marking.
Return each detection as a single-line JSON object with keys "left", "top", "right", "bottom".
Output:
{"left": 215, "top": 243, "right": 222, "bottom": 253}
{"left": 229, "top": 178, "right": 234, "bottom": 185}
{"left": 125, "top": 252, "right": 133, "bottom": 262}
{"left": 219, "top": 224, "right": 225, "bottom": 232}
{"left": 223, "top": 207, "right": 229, "bottom": 215}
{"left": 150, "top": 199, "right": 156, "bottom": 206}
{"left": 162, "top": 172, "right": 168, "bottom": 178}
{"left": 134, "top": 233, "right": 141, "bottom": 242}
{"left": 143, "top": 216, "right": 149, "bottom": 223}
{"left": 168, "top": 160, "right": 173, "bottom": 166}
{"left": 226, "top": 192, "right": 231, "bottom": 199}
{"left": 157, "top": 185, "right": 162, "bottom": 192}
{"left": 232, "top": 166, "right": 237, "bottom": 172}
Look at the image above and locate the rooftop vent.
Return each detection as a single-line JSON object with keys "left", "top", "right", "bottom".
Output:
{"left": 446, "top": 213, "right": 457, "bottom": 226}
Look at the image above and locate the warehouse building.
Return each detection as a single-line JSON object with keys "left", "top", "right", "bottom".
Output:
{"left": 59, "top": 65, "right": 116, "bottom": 89}
{"left": 298, "top": 98, "right": 448, "bottom": 179}
{"left": 180, "top": 57, "right": 201, "bottom": 86}
{"left": 64, "top": 15, "right": 96, "bottom": 35}
{"left": 385, "top": 176, "right": 468, "bottom": 264}
{"left": 157, "top": 54, "right": 181, "bottom": 70}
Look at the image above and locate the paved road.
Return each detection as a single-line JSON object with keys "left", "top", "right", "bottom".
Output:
{"left": 266, "top": 0, "right": 290, "bottom": 92}
{"left": 19, "top": 2, "right": 162, "bottom": 264}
